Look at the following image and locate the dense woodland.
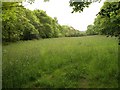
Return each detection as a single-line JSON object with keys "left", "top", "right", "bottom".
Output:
{"left": 1, "top": 0, "right": 120, "bottom": 44}
{"left": 2, "top": 2, "right": 84, "bottom": 42}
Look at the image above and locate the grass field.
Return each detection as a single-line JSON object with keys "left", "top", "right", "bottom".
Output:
{"left": 2, "top": 35, "right": 118, "bottom": 88}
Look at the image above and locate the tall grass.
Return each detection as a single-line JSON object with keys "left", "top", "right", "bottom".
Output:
{"left": 2, "top": 35, "right": 118, "bottom": 88}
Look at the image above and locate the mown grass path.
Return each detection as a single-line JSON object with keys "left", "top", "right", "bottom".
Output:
{"left": 2, "top": 35, "right": 118, "bottom": 88}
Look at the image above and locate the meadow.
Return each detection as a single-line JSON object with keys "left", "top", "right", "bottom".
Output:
{"left": 2, "top": 35, "right": 118, "bottom": 88}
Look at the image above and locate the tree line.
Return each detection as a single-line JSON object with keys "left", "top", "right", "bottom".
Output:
{"left": 2, "top": 2, "right": 84, "bottom": 42}
{"left": 2, "top": 1, "right": 120, "bottom": 44}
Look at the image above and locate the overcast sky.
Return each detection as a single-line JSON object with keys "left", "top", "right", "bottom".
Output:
{"left": 23, "top": 0, "right": 105, "bottom": 31}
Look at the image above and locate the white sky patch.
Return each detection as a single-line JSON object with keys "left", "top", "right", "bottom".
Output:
{"left": 23, "top": 0, "right": 105, "bottom": 31}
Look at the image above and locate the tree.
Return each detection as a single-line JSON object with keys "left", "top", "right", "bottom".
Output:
{"left": 70, "top": 0, "right": 120, "bottom": 44}
{"left": 2, "top": 3, "right": 65, "bottom": 42}
{"left": 97, "top": 1, "right": 120, "bottom": 37}
{"left": 2, "top": 2, "right": 22, "bottom": 42}
{"left": 2, "top": 3, "right": 39, "bottom": 41}
{"left": 52, "top": 17, "right": 60, "bottom": 37}
{"left": 60, "top": 25, "right": 83, "bottom": 37}
{"left": 69, "top": 0, "right": 91, "bottom": 13}
{"left": 34, "top": 10, "right": 54, "bottom": 38}
{"left": 86, "top": 25, "right": 97, "bottom": 35}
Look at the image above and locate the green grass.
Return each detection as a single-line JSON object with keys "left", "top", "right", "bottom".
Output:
{"left": 2, "top": 35, "right": 118, "bottom": 88}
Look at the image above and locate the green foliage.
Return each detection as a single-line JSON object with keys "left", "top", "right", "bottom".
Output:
{"left": 34, "top": 10, "right": 58, "bottom": 38}
{"left": 69, "top": 0, "right": 91, "bottom": 13}
{"left": 2, "top": 3, "right": 21, "bottom": 42}
{"left": 2, "top": 3, "right": 39, "bottom": 41}
{"left": 69, "top": 0, "right": 120, "bottom": 45}
{"left": 3, "top": 36, "right": 118, "bottom": 88}
{"left": 2, "top": 3, "right": 82, "bottom": 42}
{"left": 2, "top": 1, "right": 94, "bottom": 43}
{"left": 98, "top": 1, "right": 120, "bottom": 37}
{"left": 89, "top": 1, "right": 120, "bottom": 44}
{"left": 60, "top": 25, "right": 85, "bottom": 37}
{"left": 86, "top": 25, "right": 98, "bottom": 35}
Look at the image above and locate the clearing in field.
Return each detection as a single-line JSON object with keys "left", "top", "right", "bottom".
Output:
{"left": 2, "top": 35, "right": 118, "bottom": 88}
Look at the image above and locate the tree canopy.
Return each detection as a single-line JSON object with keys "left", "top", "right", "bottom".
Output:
{"left": 2, "top": 2, "right": 84, "bottom": 42}
{"left": 69, "top": 0, "right": 120, "bottom": 44}
{"left": 2, "top": 0, "right": 120, "bottom": 44}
